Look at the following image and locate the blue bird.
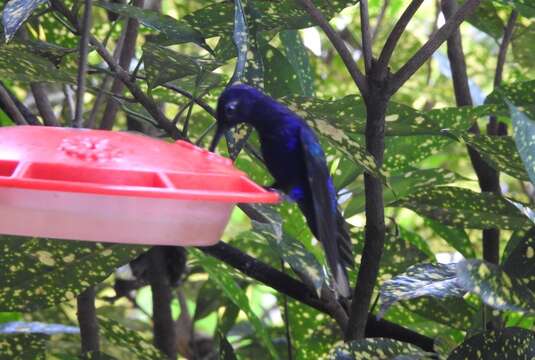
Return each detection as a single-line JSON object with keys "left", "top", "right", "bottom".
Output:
{"left": 209, "top": 84, "right": 353, "bottom": 297}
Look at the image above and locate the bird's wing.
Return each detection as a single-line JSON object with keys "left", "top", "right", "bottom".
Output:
{"left": 299, "top": 127, "right": 351, "bottom": 297}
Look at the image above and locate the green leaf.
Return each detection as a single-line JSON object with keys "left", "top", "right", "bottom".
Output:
{"left": 503, "top": 226, "right": 535, "bottom": 291}
{"left": 218, "top": 331, "right": 238, "bottom": 360}
{"left": 190, "top": 249, "right": 280, "bottom": 359}
{"left": 98, "top": 317, "right": 165, "bottom": 359}
{"left": 94, "top": 1, "right": 209, "bottom": 51}
{"left": 345, "top": 167, "right": 459, "bottom": 217}
{"left": 486, "top": 80, "right": 535, "bottom": 118}
{"left": 282, "top": 298, "right": 339, "bottom": 359}
{"left": 402, "top": 297, "right": 477, "bottom": 331}
{"left": 353, "top": 225, "right": 431, "bottom": 280}
{"left": 279, "top": 30, "right": 314, "bottom": 96}
{"left": 193, "top": 280, "right": 225, "bottom": 322}
{"left": 183, "top": 0, "right": 358, "bottom": 38}
{"left": 142, "top": 42, "right": 208, "bottom": 88}
{"left": 0, "top": 44, "right": 74, "bottom": 83}
{"left": 229, "top": 0, "right": 247, "bottom": 84}
{"left": 494, "top": 0, "right": 535, "bottom": 17}
{"left": 395, "top": 187, "right": 530, "bottom": 230}
{"left": 378, "top": 262, "right": 466, "bottom": 318}
{"left": 332, "top": 338, "right": 429, "bottom": 359}
{"left": 0, "top": 333, "right": 47, "bottom": 360}
{"left": 2, "top": 0, "right": 47, "bottom": 42}
{"left": 448, "top": 327, "right": 535, "bottom": 360}
{"left": 461, "top": 134, "right": 529, "bottom": 181}
{"left": 508, "top": 99, "right": 535, "bottom": 186}
{"left": 425, "top": 218, "right": 475, "bottom": 258}
{"left": 255, "top": 219, "right": 326, "bottom": 297}
{"left": 0, "top": 236, "right": 146, "bottom": 311}
{"left": 466, "top": 1, "right": 504, "bottom": 39}
{"left": 457, "top": 259, "right": 535, "bottom": 314}
{"left": 261, "top": 42, "right": 304, "bottom": 98}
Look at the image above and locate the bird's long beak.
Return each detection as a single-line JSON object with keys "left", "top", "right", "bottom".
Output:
{"left": 209, "top": 125, "right": 226, "bottom": 152}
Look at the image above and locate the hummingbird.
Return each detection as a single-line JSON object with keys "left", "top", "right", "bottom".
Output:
{"left": 209, "top": 84, "right": 353, "bottom": 297}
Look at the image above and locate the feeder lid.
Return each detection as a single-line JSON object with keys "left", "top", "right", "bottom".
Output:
{"left": 0, "top": 126, "right": 278, "bottom": 203}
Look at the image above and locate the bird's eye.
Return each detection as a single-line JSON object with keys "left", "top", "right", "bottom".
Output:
{"left": 224, "top": 100, "right": 239, "bottom": 118}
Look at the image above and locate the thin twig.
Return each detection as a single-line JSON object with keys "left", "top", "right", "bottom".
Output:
{"left": 390, "top": 0, "right": 482, "bottom": 94}
{"left": 494, "top": 11, "right": 518, "bottom": 88}
{"left": 31, "top": 83, "right": 60, "bottom": 126}
{"left": 297, "top": 0, "right": 369, "bottom": 98}
{"left": 86, "top": 24, "right": 127, "bottom": 128}
{"left": 376, "top": 0, "right": 425, "bottom": 77}
{"left": 100, "top": 0, "right": 144, "bottom": 130}
{"left": 73, "top": 0, "right": 92, "bottom": 128}
{"left": 360, "top": 0, "right": 373, "bottom": 74}
{"left": 370, "top": 0, "right": 389, "bottom": 43}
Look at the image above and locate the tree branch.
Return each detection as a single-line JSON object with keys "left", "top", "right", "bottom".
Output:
{"left": 0, "top": 84, "right": 28, "bottom": 125}
{"left": 390, "top": 0, "right": 481, "bottom": 94}
{"left": 73, "top": 0, "right": 92, "bottom": 128}
{"left": 99, "top": 0, "right": 143, "bottom": 130}
{"left": 199, "top": 241, "right": 434, "bottom": 351}
{"left": 376, "top": 0, "right": 425, "bottom": 77}
{"left": 31, "top": 83, "right": 61, "bottom": 126}
{"left": 493, "top": 10, "right": 518, "bottom": 89}
{"left": 296, "top": 0, "right": 369, "bottom": 98}
{"left": 360, "top": 0, "right": 373, "bottom": 74}
{"left": 77, "top": 287, "right": 100, "bottom": 353}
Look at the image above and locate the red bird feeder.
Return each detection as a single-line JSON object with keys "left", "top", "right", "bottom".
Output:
{"left": 0, "top": 126, "right": 278, "bottom": 246}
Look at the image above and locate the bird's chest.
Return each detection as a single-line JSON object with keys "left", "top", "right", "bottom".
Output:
{"left": 259, "top": 128, "right": 305, "bottom": 187}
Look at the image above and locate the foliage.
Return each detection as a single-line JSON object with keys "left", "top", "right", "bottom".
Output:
{"left": 0, "top": 0, "right": 534, "bottom": 358}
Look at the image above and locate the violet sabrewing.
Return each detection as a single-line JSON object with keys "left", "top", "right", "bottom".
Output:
{"left": 209, "top": 84, "right": 353, "bottom": 297}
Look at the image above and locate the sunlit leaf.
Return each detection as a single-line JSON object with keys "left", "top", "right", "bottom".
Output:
{"left": 0, "top": 236, "right": 146, "bottom": 311}
{"left": 377, "top": 262, "right": 466, "bottom": 319}
{"left": 395, "top": 187, "right": 531, "bottom": 230}
{"left": 448, "top": 327, "right": 535, "bottom": 360}
{"left": 98, "top": 317, "right": 165, "bottom": 359}
{"left": 229, "top": 0, "right": 247, "bottom": 84}
{"left": 190, "top": 249, "right": 280, "bottom": 359}
{"left": 508, "top": 99, "right": 535, "bottom": 186}
{"left": 457, "top": 259, "right": 535, "bottom": 314}
{"left": 332, "top": 338, "right": 429, "bottom": 360}
{"left": 2, "top": 0, "right": 47, "bottom": 42}
{"left": 0, "top": 333, "right": 47, "bottom": 359}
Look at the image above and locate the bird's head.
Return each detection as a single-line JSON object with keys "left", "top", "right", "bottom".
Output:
{"left": 209, "top": 84, "right": 263, "bottom": 152}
